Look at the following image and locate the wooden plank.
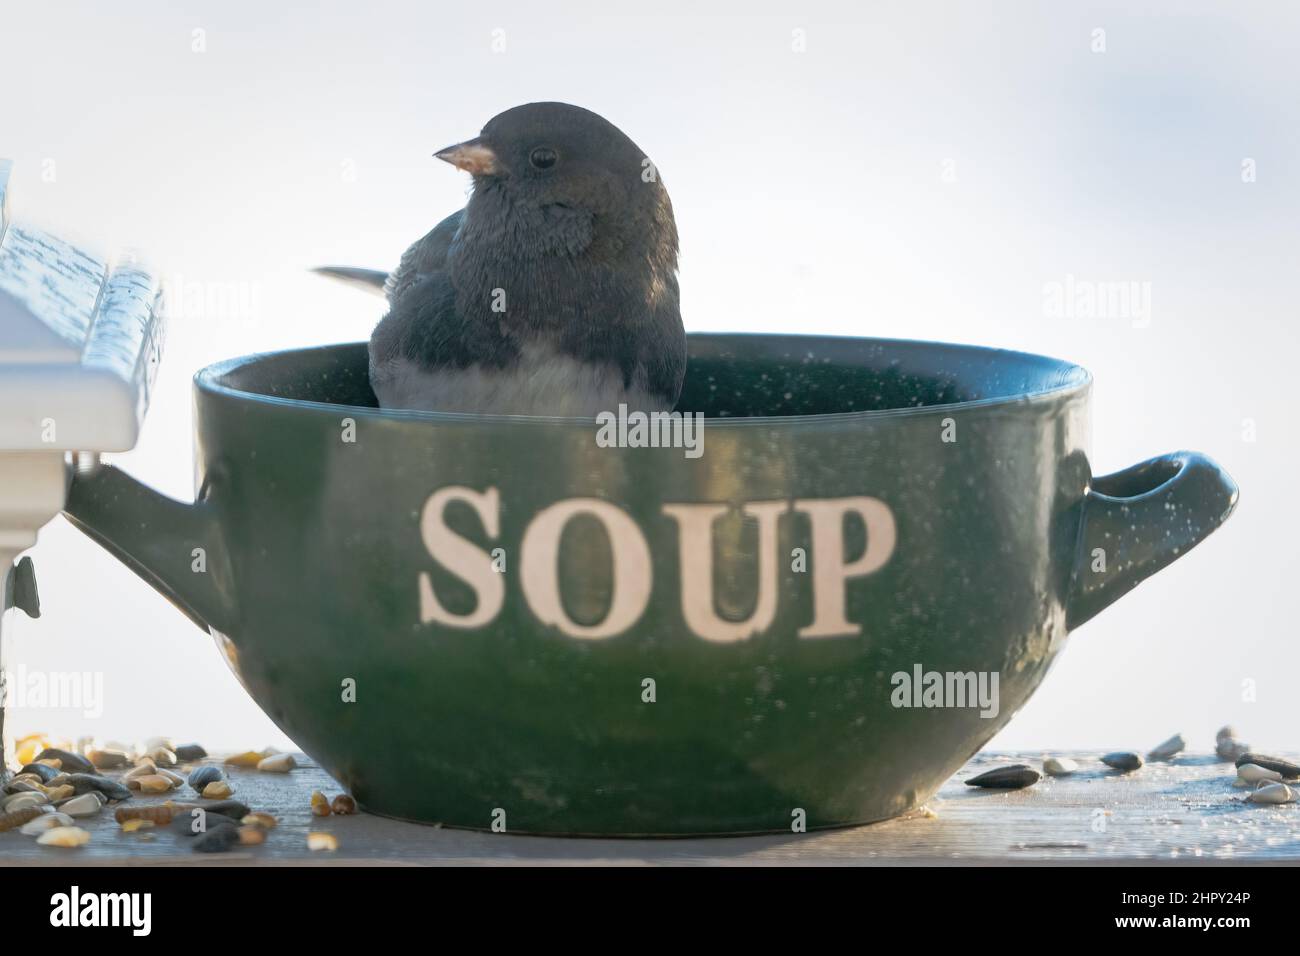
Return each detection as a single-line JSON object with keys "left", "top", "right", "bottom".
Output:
{"left": 0, "top": 160, "right": 162, "bottom": 449}
{"left": 3, "top": 751, "right": 1297, "bottom": 865}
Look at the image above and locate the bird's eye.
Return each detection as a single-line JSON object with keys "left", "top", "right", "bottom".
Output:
{"left": 529, "top": 147, "right": 558, "bottom": 170}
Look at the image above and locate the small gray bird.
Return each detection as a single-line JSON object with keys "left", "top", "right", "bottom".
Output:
{"left": 316, "top": 102, "right": 685, "bottom": 416}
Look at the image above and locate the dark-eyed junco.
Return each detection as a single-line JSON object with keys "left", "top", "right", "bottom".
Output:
{"left": 316, "top": 102, "right": 685, "bottom": 416}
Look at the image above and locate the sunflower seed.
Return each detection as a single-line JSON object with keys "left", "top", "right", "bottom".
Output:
{"left": 19, "top": 812, "right": 73, "bottom": 835}
{"left": 0, "top": 807, "right": 46, "bottom": 832}
{"left": 237, "top": 825, "right": 267, "bottom": 846}
{"left": 36, "top": 826, "right": 90, "bottom": 848}
{"left": 1216, "top": 737, "right": 1250, "bottom": 762}
{"left": 306, "top": 832, "right": 339, "bottom": 852}
{"left": 59, "top": 793, "right": 104, "bottom": 817}
{"left": 1236, "top": 763, "right": 1284, "bottom": 784}
{"left": 1234, "top": 754, "right": 1300, "bottom": 780}
{"left": 330, "top": 794, "right": 357, "bottom": 815}
{"left": 1246, "top": 782, "right": 1295, "bottom": 805}
{"left": 192, "top": 824, "right": 240, "bottom": 853}
{"left": 257, "top": 753, "right": 296, "bottom": 773}
{"left": 148, "top": 747, "right": 178, "bottom": 768}
{"left": 2, "top": 792, "right": 48, "bottom": 813}
{"left": 1043, "top": 757, "right": 1078, "bottom": 776}
{"left": 187, "top": 765, "right": 228, "bottom": 794}
{"left": 123, "top": 761, "right": 157, "bottom": 781}
{"left": 200, "top": 799, "right": 251, "bottom": 820}
{"left": 18, "top": 763, "right": 59, "bottom": 783}
{"left": 224, "top": 750, "right": 267, "bottom": 768}
{"left": 1216, "top": 725, "right": 1237, "bottom": 743}
{"left": 1147, "top": 734, "right": 1185, "bottom": 761}
{"left": 129, "top": 775, "right": 175, "bottom": 794}
{"left": 115, "top": 804, "right": 180, "bottom": 825}
{"left": 965, "top": 764, "right": 1040, "bottom": 789}
{"left": 1101, "top": 752, "right": 1143, "bottom": 772}
{"left": 87, "top": 749, "right": 130, "bottom": 770}
{"left": 34, "top": 749, "right": 94, "bottom": 774}
{"left": 174, "top": 743, "right": 207, "bottom": 762}
{"left": 65, "top": 774, "right": 132, "bottom": 801}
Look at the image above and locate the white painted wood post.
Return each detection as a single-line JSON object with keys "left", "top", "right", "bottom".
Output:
{"left": 0, "top": 159, "right": 165, "bottom": 769}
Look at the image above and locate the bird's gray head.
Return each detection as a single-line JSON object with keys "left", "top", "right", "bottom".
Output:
{"left": 435, "top": 102, "right": 675, "bottom": 262}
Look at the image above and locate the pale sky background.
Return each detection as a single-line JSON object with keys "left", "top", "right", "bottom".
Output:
{"left": 1, "top": 0, "right": 1296, "bottom": 754}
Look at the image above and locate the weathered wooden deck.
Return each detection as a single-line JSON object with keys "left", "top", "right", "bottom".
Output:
{"left": 4, "top": 751, "right": 1297, "bottom": 865}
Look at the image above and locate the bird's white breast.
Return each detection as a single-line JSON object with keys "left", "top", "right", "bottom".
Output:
{"left": 372, "top": 341, "right": 667, "bottom": 417}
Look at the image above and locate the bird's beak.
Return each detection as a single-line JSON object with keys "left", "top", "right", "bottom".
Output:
{"left": 434, "top": 138, "right": 502, "bottom": 176}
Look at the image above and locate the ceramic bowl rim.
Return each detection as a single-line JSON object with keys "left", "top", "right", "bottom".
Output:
{"left": 193, "top": 332, "right": 1093, "bottom": 428}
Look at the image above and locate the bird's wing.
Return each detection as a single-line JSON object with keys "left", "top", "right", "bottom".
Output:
{"left": 310, "top": 266, "right": 390, "bottom": 295}
{"left": 311, "top": 208, "right": 465, "bottom": 301}
{"left": 368, "top": 269, "right": 461, "bottom": 395}
{"left": 383, "top": 208, "right": 465, "bottom": 306}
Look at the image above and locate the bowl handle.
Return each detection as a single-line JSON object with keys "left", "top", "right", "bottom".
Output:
{"left": 1066, "top": 450, "right": 1238, "bottom": 630}
{"left": 63, "top": 462, "right": 236, "bottom": 635}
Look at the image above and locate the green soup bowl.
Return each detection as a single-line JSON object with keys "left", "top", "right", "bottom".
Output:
{"left": 62, "top": 334, "right": 1237, "bottom": 835}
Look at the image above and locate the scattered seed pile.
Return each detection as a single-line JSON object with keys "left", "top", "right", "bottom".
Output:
{"left": 964, "top": 726, "right": 1299, "bottom": 804}
{"left": 3, "top": 734, "right": 357, "bottom": 854}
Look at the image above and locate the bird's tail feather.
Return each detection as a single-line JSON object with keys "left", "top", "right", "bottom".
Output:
{"left": 312, "top": 266, "right": 390, "bottom": 296}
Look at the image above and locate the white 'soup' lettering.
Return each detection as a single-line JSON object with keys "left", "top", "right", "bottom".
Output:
{"left": 416, "top": 488, "right": 897, "bottom": 641}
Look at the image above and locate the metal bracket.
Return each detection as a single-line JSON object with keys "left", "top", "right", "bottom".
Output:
{"left": 3, "top": 555, "right": 38, "bottom": 618}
